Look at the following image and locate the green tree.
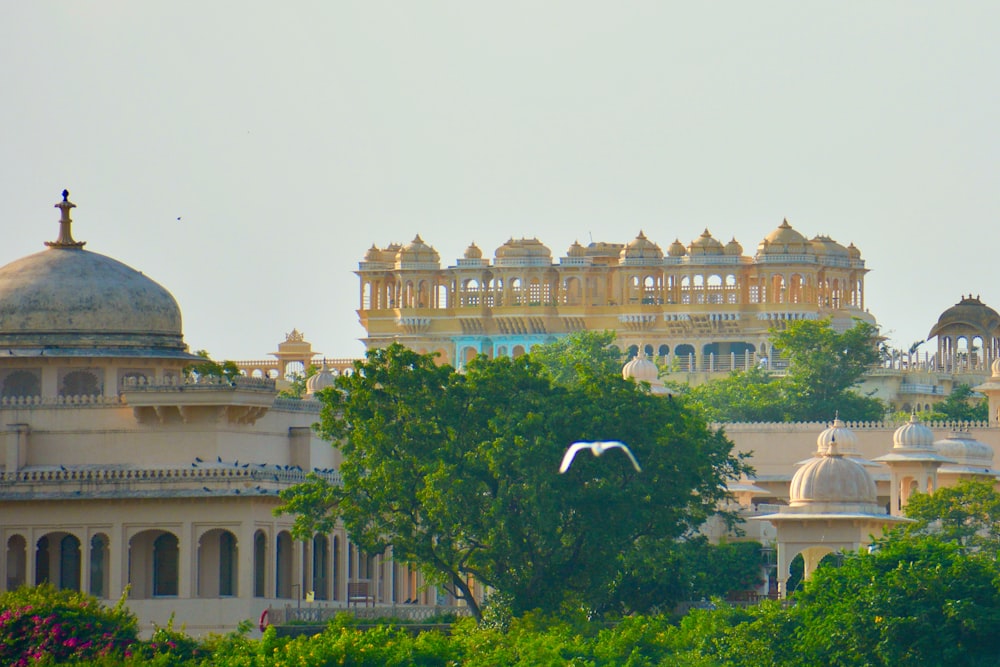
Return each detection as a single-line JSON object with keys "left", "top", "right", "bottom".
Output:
{"left": 527, "top": 330, "right": 622, "bottom": 387}
{"left": 184, "top": 349, "right": 242, "bottom": 382}
{"left": 917, "top": 383, "right": 989, "bottom": 423}
{"left": 682, "top": 319, "right": 884, "bottom": 423}
{"left": 791, "top": 535, "right": 1000, "bottom": 667}
{"left": 610, "top": 537, "right": 764, "bottom": 614}
{"left": 277, "top": 342, "right": 749, "bottom": 621}
{"left": 770, "top": 318, "right": 884, "bottom": 421}
{"left": 684, "top": 367, "right": 788, "bottom": 423}
{"left": 903, "top": 479, "right": 1000, "bottom": 554}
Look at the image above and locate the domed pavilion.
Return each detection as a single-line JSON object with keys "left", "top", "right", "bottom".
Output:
{"left": 754, "top": 421, "right": 909, "bottom": 597}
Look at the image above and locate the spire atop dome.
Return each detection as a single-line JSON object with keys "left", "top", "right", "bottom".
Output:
{"left": 46, "top": 189, "right": 86, "bottom": 249}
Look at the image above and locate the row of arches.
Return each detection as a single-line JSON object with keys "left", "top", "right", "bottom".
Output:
{"left": 360, "top": 268, "right": 865, "bottom": 312}
{"left": 622, "top": 341, "right": 771, "bottom": 373}
{"left": 3, "top": 529, "right": 402, "bottom": 603}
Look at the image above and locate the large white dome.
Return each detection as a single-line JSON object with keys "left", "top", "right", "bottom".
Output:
{"left": 0, "top": 192, "right": 193, "bottom": 359}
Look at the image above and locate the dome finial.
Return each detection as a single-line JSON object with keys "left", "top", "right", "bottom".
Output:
{"left": 46, "top": 189, "right": 86, "bottom": 249}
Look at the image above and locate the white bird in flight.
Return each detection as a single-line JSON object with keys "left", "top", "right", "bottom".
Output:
{"left": 559, "top": 441, "right": 642, "bottom": 473}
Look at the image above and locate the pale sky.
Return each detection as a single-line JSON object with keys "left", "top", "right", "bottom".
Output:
{"left": 3, "top": 3, "right": 998, "bottom": 362}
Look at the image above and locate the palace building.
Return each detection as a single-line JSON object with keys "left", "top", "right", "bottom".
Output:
{"left": 0, "top": 193, "right": 448, "bottom": 635}
{"left": 357, "top": 222, "right": 874, "bottom": 369}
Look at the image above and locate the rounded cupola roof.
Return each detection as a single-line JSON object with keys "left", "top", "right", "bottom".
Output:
{"left": 810, "top": 235, "right": 849, "bottom": 257}
{"left": 622, "top": 355, "right": 658, "bottom": 383}
{"left": 758, "top": 219, "right": 811, "bottom": 255}
{"left": 724, "top": 237, "right": 743, "bottom": 256}
{"left": 566, "top": 241, "right": 587, "bottom": 258}
{"left": 396, "top": 235, "right": 440, "bottom": 265}
{"left": 620, "top": 231, "right": 663, "bottom": 261}
{"left": 789, "top": 439, "right": 877, "bottom": 507}
{"left": 935, "top": 431, "right": 996, "bottom": 476}
{"left": 306, "top": 359, "right": 337, "bottom": 396}
{"left": 893, "top": 413, "right": 936, "bottom": 450}
{"left": 667, "top": 239, "right": 687, "bottom": 257}
{"left": 689, "top": 229, "right": 725, "bottom": 255}
{"left": 0, "top": 191, "right": 195, "bottom": 359}
{"left": 463, "top": 242, "right": 483, "bottom": 260}
{"left": 495, "top": 237, "right": 552, "bottom": 259}
{"left": 927, "top": 295, "right": 1000, "bottom": 340}
{"left": 816, "top": 418, "right": 859, "bottom": 454}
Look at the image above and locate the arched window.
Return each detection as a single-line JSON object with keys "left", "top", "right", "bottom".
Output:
{"left": 60, "top": 370, "right": 101, "bottom": 397}
{"left": 2, "top": 370, "right": 41, "bottom": 399}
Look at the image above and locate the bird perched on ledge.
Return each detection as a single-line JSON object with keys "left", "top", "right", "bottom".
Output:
{"left": 559, "top": 441, "right": 642, "bottom": 473}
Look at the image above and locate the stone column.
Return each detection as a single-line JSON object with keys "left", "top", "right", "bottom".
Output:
{"left": 178, "top": 522, "right": 193, "bottom": 599}
{"left": 238, "top": 521, "right": 255, "bottom": 601}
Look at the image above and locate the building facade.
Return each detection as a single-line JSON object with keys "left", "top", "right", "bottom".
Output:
{"left": 357, "top": 221, "right": 873, "bottom": 368}
{"left": 0, "top": 193, "right": 443, "bottom": 635}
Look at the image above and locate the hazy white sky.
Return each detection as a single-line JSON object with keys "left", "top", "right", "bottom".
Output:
{"left": 3, "top": 3, "right": 998, "bottom": 361}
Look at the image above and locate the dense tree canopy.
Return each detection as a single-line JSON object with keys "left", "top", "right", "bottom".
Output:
{"left": 914, "top": 383, "right": 989, "bottom": 423}
{"left": 684, "top": 319, "right": 885, "bottom": 422}
{"left": 903, "top": 479, "right": 1000, "bottom": 554}
{"left": 770, "top": 317, "right": 883, "bottom": 420}
{"left": 277, "top": 341, "right": 750, "bottom": 620}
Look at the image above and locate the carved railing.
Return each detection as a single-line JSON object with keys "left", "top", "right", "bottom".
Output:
{"left": 1, "top": 464, "right": 339, "bottom": 486}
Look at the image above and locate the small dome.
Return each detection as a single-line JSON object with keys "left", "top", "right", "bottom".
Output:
{"left": 847, "top": 242, "right": 861, "bottom": 260}
{"left": 622, "top": 356, "right": 658, "bottom": 383}
{"left": 585, "top": 241, "right": 624, "bottom": 257}
{"left": 789, "top": 440, "right": 877, "bottom": 507}
{"left": 816, "top": 418, "right": 859, "bottom": 454}
{"left": 620, "top": 231, "right": 663, "bottom": 261}
{"left": 463, "top": 242, "right": 483, "bottom": 260}
{"left": 935, "top": 432, "right": 995, "bottom": 471}
{"left": 306, "top": 360, "right": 337, "bottom": 396}
{"left": 689, "top": 229, "right": 725, "bottom": 255}
{"left": 667, "top": 239, "right": 687, "bottom": 257}
{"left": 758, "top": 219, "right": 811, "bottom": 255}
{"left": 495, "top": 237, "right": 552, "bottom": 259}
{"left": 397, "top": 235, "right": 440, "bottom": 265}
{"left": 810, "top": 235, "right": 849, "bottom": 257}
{"left": 566, "top": 241, "right": 587, "bottom": 257}
{"left": 893, "top": 414, "right": 935, "bottom": 450}
{"left": 724, "top": 237, "right": 743, "bottom": 256}
{"left": 927, "top": 295, "right": 1000, "bottom": 340}
{"left": 364, "top": 244, "right": 382, "bottom": 261}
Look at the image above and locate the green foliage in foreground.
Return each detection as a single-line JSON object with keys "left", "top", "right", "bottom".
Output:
{"left": 14, "top": 524, "right": 1000, "bottom": 667}
{"left": 0, "top": 584, "right": 137, "bottom": 666}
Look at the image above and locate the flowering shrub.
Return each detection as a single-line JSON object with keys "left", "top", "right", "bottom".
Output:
{"left": 129, "top": 614, "right": 206, "bottom": 664}
{"left": 0, "top": 584, "right": 138, "bottom": 666}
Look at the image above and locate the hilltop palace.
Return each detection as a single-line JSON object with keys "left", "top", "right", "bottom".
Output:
{"left": 2, "top": 193, "right": 1000, "bottom": 633}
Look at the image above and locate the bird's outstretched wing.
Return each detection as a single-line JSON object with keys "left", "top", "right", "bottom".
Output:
{"left": 603, "top": 441, "right": 642, "bottom": 472}
{"left": 559, "top": 442, "right": 592, "bottom": 473}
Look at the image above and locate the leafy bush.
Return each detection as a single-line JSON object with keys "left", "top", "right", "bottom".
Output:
{"left": 0, "top": 584, "right": 138, "bottom": 666}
